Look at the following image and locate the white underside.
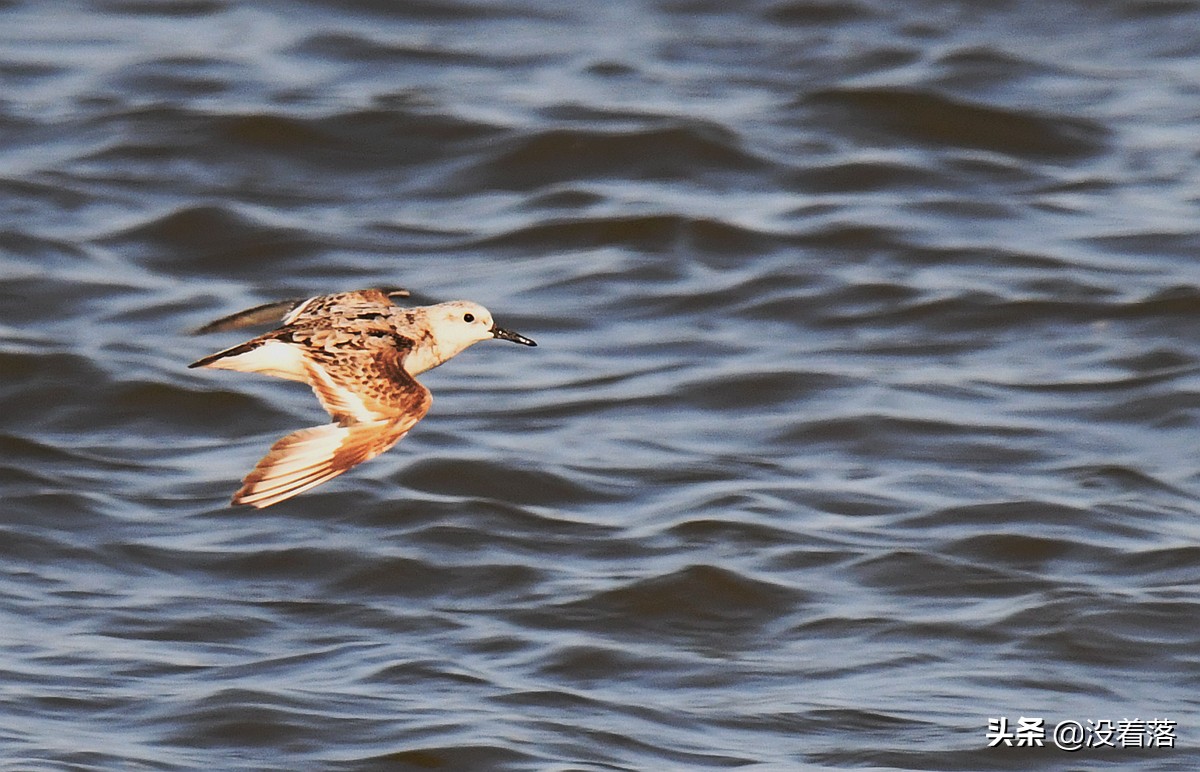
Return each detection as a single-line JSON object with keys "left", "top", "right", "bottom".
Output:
{"left": 204, "top": 339, "right": 310, "bottom": 382}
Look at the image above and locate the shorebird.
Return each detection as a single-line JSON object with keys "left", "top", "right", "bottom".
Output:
{"left": 189, "top": 288, "right": 536, "bottom": 508}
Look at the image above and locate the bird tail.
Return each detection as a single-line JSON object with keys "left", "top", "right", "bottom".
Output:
{"left": 232, "top": 420, "right": 407, "bottom": 508}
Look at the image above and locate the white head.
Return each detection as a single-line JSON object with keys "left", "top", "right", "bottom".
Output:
{"left": 417, "top": 300, "right": 536, "bottom": 370}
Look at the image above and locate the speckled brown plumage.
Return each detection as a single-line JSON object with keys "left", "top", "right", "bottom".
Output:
{"left": 189, "top": 288, "right": 536, "bottom": 508}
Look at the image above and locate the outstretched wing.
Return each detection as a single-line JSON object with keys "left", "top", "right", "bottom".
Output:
{"left": 192, "top": 298, "right": 309, "bottom": 335}
{"left": 191, "top": 287, "right": 410, "bottom": 334}
{"left": 187, "top": 336, "right": 310, "bottom": 381}
{"left": 232, "top": 419, "right": 413, "bottom": 508}
{"left": 232, "top": 344, "right": 432, "bottom": 508}
{"left": 188, "top": 287, "right": 415, "bottom": 381}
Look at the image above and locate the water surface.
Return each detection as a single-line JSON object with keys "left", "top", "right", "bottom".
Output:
{"left": 2, "top": 0, "right": 1199, "bottom": 769}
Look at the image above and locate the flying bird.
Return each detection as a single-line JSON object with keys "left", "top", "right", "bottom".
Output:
{"left": 189, "top": 287, "right": 536, "bottom": 508}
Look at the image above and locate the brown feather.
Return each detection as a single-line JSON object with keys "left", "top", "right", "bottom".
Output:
{"left": 189, "top": 288, "right": 531, "bottom": 507}
{"left": 232, "top": 420, "right": 414, "bottom": 508}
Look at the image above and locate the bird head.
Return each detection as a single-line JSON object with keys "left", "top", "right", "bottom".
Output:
{"left": 424, "top": 301, "right": 536, "bottom": 360}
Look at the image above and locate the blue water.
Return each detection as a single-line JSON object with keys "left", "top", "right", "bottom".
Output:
{"left": 1, "top": 1, "right": 1198, "bottom": 769}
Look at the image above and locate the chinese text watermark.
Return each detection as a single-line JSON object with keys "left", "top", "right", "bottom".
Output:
{"left": 987, "top": 717, "right": 1176, "bottom": 751}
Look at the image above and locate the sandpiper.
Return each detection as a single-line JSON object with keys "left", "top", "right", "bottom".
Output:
{"left": 189, "top": 288, "right": 536, "bottom": 508}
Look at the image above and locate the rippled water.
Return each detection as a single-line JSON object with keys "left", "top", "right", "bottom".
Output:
{"left": 3, "top": 0, "right": 1200, "bottom": 769}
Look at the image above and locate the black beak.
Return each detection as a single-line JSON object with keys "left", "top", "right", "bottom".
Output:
{"left": 492, "top": 325, "right": 537, "bottom": 346}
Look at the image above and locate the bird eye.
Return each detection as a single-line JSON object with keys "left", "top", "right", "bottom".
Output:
{"left": 463, "top": 313, "right": 475, "bottom": 323}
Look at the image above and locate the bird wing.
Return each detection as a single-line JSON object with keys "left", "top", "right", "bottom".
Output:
{"left": 192, "top": 298, "right": 309, "bottom": 334}
{"left": 191, "top": 287, "right": 409, "bottom": 334}
{"left": 280, "top": 287, "right": 411, "bottom": 327}
{"left": 231, "top": 420, "right": 415, "bottom": 511}
{"left": 232, "top": 344, "right": 432, "bottom": 508}
{"left": 187, "top": 336, "right": 310, "bottom": 381}
{"left": 188, "top": 288, "right": 417, "bottom": 381}
{"left": 232, "top": 420, "right": 413, "bottom": 508}
{"left": 302, "top": 341, "right": 432, "bottom": 425}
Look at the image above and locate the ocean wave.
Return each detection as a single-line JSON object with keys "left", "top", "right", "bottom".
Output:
{"left": 805, "top": 86, "right": 1110, "bottom": 159}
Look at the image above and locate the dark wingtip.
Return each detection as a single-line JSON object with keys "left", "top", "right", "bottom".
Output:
{"left": 188, "top": 352, "right": 220, "bottom": 369}
{"left": 189, "top": 340, "right": 260, "bottom": 370}
{"left": 191, "top": 298, "right": 306, "bottom": 335}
